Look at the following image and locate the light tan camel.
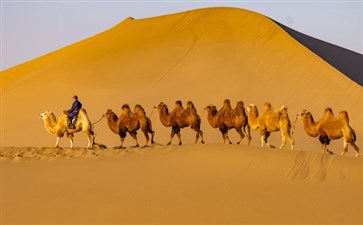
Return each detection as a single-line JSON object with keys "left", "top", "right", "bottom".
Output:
{"left": 204, "top": 99, "right": 251, "bottom": 144}
{"left": 104, "top": 104, "right": 140, "bottom": 148}
{"left": 247, "top": 103, "right": 295, "bottom": 150}
{"left": 297, "top": 108, "right": 359, "bottom": 157}
{"left": 39, "top": 108, "right": 95, "bottom": 149}
{"left": 154, "top": 101, "right": 204, "bottom": 145}
{"left": 134, "top": 104, "right": 155, "bottom": 147}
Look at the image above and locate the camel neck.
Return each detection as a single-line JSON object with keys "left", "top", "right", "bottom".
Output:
{"left": 106, "top": 116, "right": 120, "bottom": 134}
{"left": 248, "top": 111, "right": 259, "bottom": 130}
{"left": 301, "top": 116, "right": 319, "bottom": 137}
{"left": 207, "top": 111, "right": 218, "bottom": 128}
{"left": 44, "top": 116, "right": 58, "bottom": 134}
{"left": 158, "top": 108, "right": 171, "bottom": 127}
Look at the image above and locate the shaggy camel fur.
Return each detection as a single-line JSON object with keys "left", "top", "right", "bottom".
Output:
{"left": 39, "top": 109, "right": 95, "bottom": 149}
{"left": 154, "top": 101, "right": 204, "bottom": 145}
{"left": 134, "top": 104, "right": 155, "bottom": 147}
{"left": 104, "top": 105, "right": 140, "bottom": 148}
{"left": 247, "top": 103, "right": 295, "bottom": 150}
{"left": 298, "top": 109, "right": 359, "bottom": 157}
{"left": 204, "top": 99, "right": 251, "bottom": 144}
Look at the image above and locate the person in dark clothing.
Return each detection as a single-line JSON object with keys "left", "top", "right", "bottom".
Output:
{"left": 67, "top": 95, "right": 82, "bottom": 129}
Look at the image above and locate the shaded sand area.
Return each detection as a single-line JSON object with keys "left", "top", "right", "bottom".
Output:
{"left": 1, "top": 144, "right": 362, "bottom": 224}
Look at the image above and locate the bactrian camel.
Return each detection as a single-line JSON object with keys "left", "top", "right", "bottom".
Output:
{"left": 297, "top": 108, "right": 359, "bottom": 157}
{"left": 247, "top": 103, "right": 295, "bottom": 150}
{"left": 154, "top": 101, "right": 204, "bottom": 145}
{"left": 204, "top": 99, "right": 251, "bottom": 144}
{"left": 39, "top": 108, "right": 95, "bottom": 149}
{"left": 104, "top": 104, "right": 155, "bottom": 148}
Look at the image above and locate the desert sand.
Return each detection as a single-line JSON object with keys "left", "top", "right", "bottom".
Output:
{"left": 1, "top": 7, "right": 362, "bottom": 224}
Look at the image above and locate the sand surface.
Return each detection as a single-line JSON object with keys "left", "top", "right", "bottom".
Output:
{"left": 1, "top": 145, "right": 362, "bottom": 224}
{"left": 1, "top": 7, "right": 362, "bottom": 225}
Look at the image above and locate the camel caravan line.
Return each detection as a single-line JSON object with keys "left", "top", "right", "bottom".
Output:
{"left": 39, "top": 99, "right": 360, "bottom": 157}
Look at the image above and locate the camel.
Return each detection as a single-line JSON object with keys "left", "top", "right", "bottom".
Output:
{"left": 204, "top": 99, "right": 251, "bottom": 144}
{"left": 297, "top": 109, "right": 359, "bottom": 157}
{"left": 134, "top": 104, "right": 156, "bottom": 147}
{"left": 39, "top": 108, "right": 95, "bottom": 149}
{"left": 247, "top": 103, "right": 295, "bottom": 150}
{"left": 104, "top": 104, "right": 140, "bottom": 149}
{"left": 154, "top": 101, "right": 204, "bottom": 145}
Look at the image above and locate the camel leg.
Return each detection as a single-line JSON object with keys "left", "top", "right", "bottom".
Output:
{"left": 130, "top": 132, "right": 140, "bottom": 148}
{"left": 199, "top": 130, "right": 205, "bottom": 144}
{"left": 245, "top": 125, "right": 252, "bottom": 145}
{"left": 261, "top": 131, "right": 274, "bottom": 149}
{"left": 55, "top": 137, "right": 61, "bottom": 148}
{"left": 168, "top": 129, "right": 175, "bottom": 145}
{"left": 68, "top": 135, "right": 74, "bottom": 149}
{"left": 85, "top": 132, "right": 94, "bottom": 149}
{"left": 236, "top": 128, "right": 245, "bottom": 145}
{"left": 288, "top": 134, "right": 295, "bottom": 151}
{"left": 177, "top": 131, "right": 182, "bottom": 145}
{"left": 150, "top": 130, "right": 155, "bottom": 145}
{"left": 279, "top": 133, "right": 286, "bottom": 150}
{"left": 340, "top": 139, "right": 349, "bottom": 156}
{"left": 351, "top": 142, "right": 360, "bottom": 158}
{"left": 195, "top": 132, "right": 200, "bottom": 144}
{"left": 224, "top": 132, "right": 232, "bottom": 144}
{"left": 142, "top": 130, "right": 150, "bottom": 148}
{"left": 117, "top": 137, "right": 126, "bottom": 149}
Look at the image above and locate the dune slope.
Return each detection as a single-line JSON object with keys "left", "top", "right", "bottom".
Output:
{"left": 1, "top": 7, "right": 362, "bottom": 153}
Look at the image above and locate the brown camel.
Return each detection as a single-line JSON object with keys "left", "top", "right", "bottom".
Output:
{"left": 134, "top": 104, "right": 156, "bottom": 147}
{"left": 104, "top": 104, "right": 140, "bottom": 148}
{"left": 297, "top": 109, "right": 359, "bottom": 157}
{"left": 204, "top": 99, "right": 251, "bottom": 144}
{"left": 39, "top": 108, "right": 95, "bottom": 149}
{"left": 247, "top": 103, "right": 295, "bottom": 150}
{"left": 154, "top": 101, "right": 204, "bottom": 145}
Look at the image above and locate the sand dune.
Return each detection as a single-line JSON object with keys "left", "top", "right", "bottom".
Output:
{"left": 1, "top": 7, "right": 361, "bottom": 153}
{"left": 1, "top": 7, "right": 363, "bottom": 224}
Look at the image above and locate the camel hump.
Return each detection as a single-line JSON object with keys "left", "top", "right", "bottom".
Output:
{"left": 338, "top": 111, "right": 350, "bottom": 124}
{"left": 234, "top": 101, "right": 245, "bottom": 115}
{"left": 122, "top": 104, "right": 131, "bottom": 111}
{"left": 322, "top": 107, "right": 335, "bottom": 121}
{"left": 223, "top": 99, "right": 231, "bottom": 107}
{"left": 134, "top": 104, "right": 146, "bottom": 115}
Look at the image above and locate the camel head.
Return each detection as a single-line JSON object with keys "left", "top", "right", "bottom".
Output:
{"left": 264, "top": 102, "right": 273, "bottom": 110}
{"left": 297, "top": 110, "right": 312, "bottom": 122}
{"left": 204, "top": 105, "right": 217, "bottom": 115}
{"left": 39, "top": 111, "right": 56, "bottom": 121}
{"left": 154, "top": 102, "right": 169, "bottom": 114}
{"left": 105, "top": 109, "right": 117, "bottom": 120}
{"left": 246, "top": 104, "right": 257, "bottom": 113}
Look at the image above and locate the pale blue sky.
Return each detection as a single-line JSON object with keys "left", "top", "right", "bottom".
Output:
{"left": 1, "top": 1, "right": 362, "bottom": 71}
